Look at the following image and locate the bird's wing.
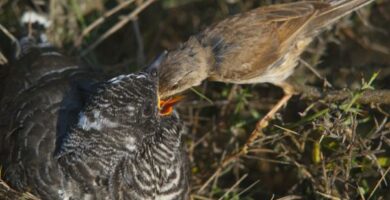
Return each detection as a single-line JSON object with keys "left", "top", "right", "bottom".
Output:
{"left": 55, "top": 78, "right": 101, "bottom": 156}
{"left": 0, "top": 34, "right": 97, "bottom": 195}
{"left": 203, "top": 1, "right": 330, "bottom": 81}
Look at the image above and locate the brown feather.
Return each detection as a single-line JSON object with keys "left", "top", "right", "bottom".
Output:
{"left": 154, "top": 0, "right": 374, "bottom": 98}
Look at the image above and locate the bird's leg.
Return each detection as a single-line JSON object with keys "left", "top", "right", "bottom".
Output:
{"left": 199, "top": 82, "right": 297, "bottom": 192}
{"left": 218, "top": 82, "right": 295, "bottom": 165}
{"left": 242, "top": 82, "right": 295, "bottom": 153}
{"left": 258, "top": 82, "right": 294, "bottom": 130}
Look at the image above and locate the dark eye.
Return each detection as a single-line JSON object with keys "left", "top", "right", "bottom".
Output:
{"left": 142, "top": 102, "right": 154, "bottom": 117}
{"left": 149, "top": 67, "right": 158, "bottom": 78}
{"left": 171, "top": 83, "right": 179, "bottom": 90}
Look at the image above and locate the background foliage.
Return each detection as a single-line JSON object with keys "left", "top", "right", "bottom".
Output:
{"left": 1, "top": 0, "right": 390, "bottom": 199}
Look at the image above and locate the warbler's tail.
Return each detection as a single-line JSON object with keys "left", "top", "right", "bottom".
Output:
{"left": 309, "top": 0, "right": 374, "bottom": 32}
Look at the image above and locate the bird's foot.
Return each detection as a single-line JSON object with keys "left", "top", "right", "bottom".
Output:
{"left": 247, "top": 82, "right": 296, "bottom": 148}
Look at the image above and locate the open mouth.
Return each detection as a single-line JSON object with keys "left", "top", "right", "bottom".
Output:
{"left": 158, "top": 96, "right": 184, "bottom": 116}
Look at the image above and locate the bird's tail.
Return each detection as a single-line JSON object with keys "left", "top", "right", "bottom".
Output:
{"left": 308, "top": 0, "right": 374, "bottom": 32}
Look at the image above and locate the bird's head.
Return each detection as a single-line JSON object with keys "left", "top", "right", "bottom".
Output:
{"left": 147, "top": 37, "right": 209, "bottom": 100}
{"left": 55, "top": 71, "right": 181, "bottom": 163}
{"left": 87, "top": 72, "right": 160, "bottom": 130}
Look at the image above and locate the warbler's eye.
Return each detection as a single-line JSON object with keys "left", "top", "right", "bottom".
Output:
{"left": 171, "top": 83, "right": 179, "bottom": 90}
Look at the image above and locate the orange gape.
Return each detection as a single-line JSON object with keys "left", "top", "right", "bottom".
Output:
{"left": 158, "top": 96, "right": 184, "bottom": 116}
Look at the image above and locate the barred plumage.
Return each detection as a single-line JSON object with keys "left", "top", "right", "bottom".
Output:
{"left": 0, "top": 19, "right": 189, "bottom": 200}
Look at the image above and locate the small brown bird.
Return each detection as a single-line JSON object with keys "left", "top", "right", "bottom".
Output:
{"left": 150, "top": 0, "right": 374, "bottom": 123}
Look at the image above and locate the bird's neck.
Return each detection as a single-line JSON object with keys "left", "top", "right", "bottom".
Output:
{"left": 183, "top": 36, "right": 214, "bottom": 75}
{"left": 149, "top": 117, "right": 183, "bottom": 164}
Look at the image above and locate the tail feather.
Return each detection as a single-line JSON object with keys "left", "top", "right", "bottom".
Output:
{"left": 310, "top": 0, "right": 374, "bottom": 31}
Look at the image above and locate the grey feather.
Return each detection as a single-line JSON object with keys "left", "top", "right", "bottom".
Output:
{"left": 0, "top": 25, "right": 190, "bottom": 200}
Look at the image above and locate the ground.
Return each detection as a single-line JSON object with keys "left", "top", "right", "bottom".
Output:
{"left": 0, "top": 0, "right": 389, "bottom": 199}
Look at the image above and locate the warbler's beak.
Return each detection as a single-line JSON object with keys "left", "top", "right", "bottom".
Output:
{"left": 158, "top": 95, "right": 184, "bottom": 116}
{"left": 146, "top": 50, "right": 168, "bottom": 75}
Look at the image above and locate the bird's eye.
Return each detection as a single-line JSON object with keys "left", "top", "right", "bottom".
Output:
{"left": 142, "top": 102, "right": 154, "bottom": 117}
{"left": 149, "top": 67, "right": 158, "bottom": 78}
{"left": 171, "top": 83, "right": 179, "bottom": 90}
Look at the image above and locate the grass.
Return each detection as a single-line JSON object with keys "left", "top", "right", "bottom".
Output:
{"left": 1, "top": 0, "right": 390, "bottom": 199}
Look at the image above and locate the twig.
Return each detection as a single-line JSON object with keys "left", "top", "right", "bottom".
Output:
{"left": 0, "top": 23, "right": 20, "bottom": 59}
{"left": 243, "top": 155, "right": 291, "bottom": 165}
{"left": 217, "top": 174, "right": 247, "bottom": 200}
{"left": 315, "top": 191, "right": 341, "bottom": 200}
{"left": 299, "top": 58, "right": 332, "bottom": 88}
{"left": 0, "top": 179, "right": 40, "bottom": 200}
{"left": 276, "top": 195, "right": 303, "bottom": 200}
{"left": 0, "top": 51, "right": 7, "bottom": 65}
{"left": 81, "top": 0, "right": 156, "bottom": 56}
{"left": 368, "top": 166, "right": 390, "bottom": 200}
{"left": 198, "top": 85, "right": 390, "bottom": 194}
{"left": 199, "top": 84, "right": 295, "bottom": 191}
{"left": 198, "top": 151, "right": 230, "bottom": 193}
{"left": 197, "top": 141, "right": 251, "bottom": 193}
{"left": 298, "top": 85, "right": 390, "bottom": 105}
{"left": 341, "top": 27, "right": 390, "bottom": 55}
{"left": 191, "top": 194, "right": 214, "bottom": 200}
{"left": 220, "top": 84, "right": 239, "bottom": 116}
{"left": 190, "top": 88, "right": 214, "bottom": 104}
{"left": 76, "top": 0, "right": 135, "bottom": 45}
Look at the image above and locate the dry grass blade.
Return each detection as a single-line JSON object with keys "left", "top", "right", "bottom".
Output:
{"left": 201, "top": 84, "right": 295, "bottom": 186}
{"left": 1, "top": 0, "right": 389, "bottom": 199}
{"left": 298, "top": 85, "right": 390, "bottom": 105}
{"left": 191, "top": 194, "right": 214, "bottom": 200}
{"left": 315, "top": 191, "right": 341, "bottom": 200}
{"left": 198, "top": 151, "right": 228, "bottom": 193}
{"left": 342, "top": 27, "right": 390, "bottom": 55}
{"left": 76, "top": 0, "right": 135, "bottom": 45}
{"left": 367, "top": 166, "right": 390, "bottom": 200}
{"left": 276, "top": 195, "right": 303, "bottom": 200}
{"left": 217, "top": 174, "right": 247, "bottom": 200}
{"left": 0, "top": 51, "right": 7, "bottom": 65}
{"left": 299, "top": 58, "right": 332, "bottom": 87}
{"left": 0, "top": 23, "right": 20, "bottom": 59}
{"left": 81, "top": 0, "right": 156, "bottom": 56}
{"left": 0, "top": 179, "right": 40, "bottom": 200}
{"left": 236, "top": 179, "right": 260, "bottom": 197}
{"left": 243, "top": 155, "right": 291, "bottom": 165}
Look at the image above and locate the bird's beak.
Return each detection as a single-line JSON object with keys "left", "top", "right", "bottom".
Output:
{"left": 151, "top": 51, "right": 181, "bottom": 116}
{"left": 147, "top": 50, "right": 168, "bottom": 73}
{"left": 158, "top": 95, "right": 184, "bottom": 116}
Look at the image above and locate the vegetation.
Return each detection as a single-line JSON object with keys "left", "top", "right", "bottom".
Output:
{"left": 1, "top": 0, "right": 389, "bottom": 199}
